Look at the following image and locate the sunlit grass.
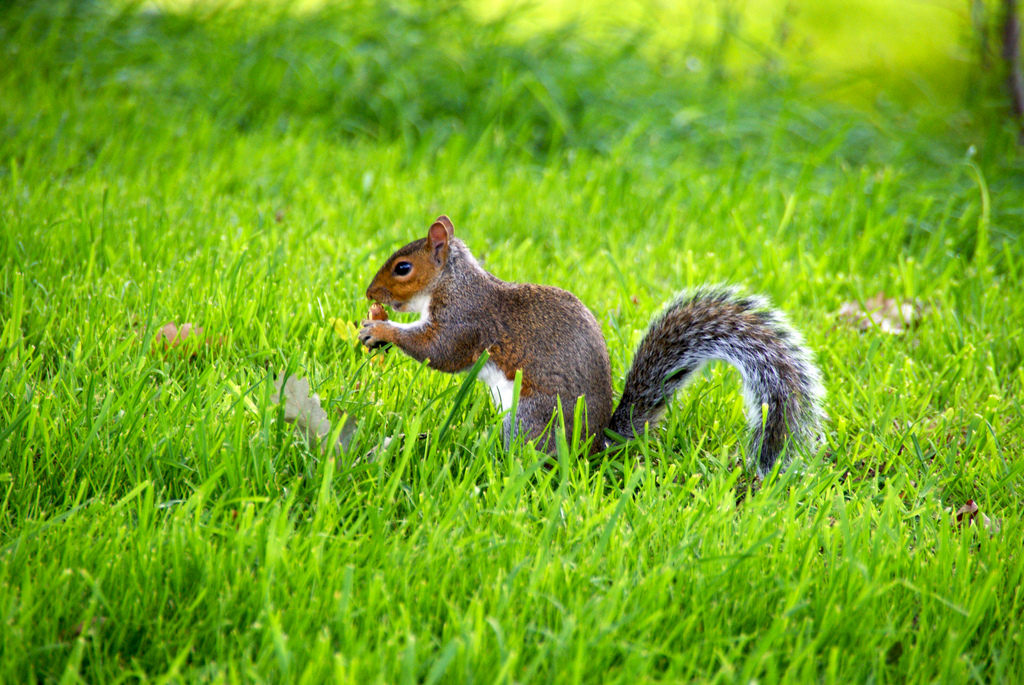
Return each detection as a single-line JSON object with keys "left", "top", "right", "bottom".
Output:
{"left": 480, "top": 0, "right": 972, "bottom": 108}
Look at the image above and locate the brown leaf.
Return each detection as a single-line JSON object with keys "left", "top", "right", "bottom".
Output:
{"left": 955, "top": 499, "right": 979, "bottom": 527}
{"left": 154, "top": 321, "right": 224, "bottom": 359}
{"left": 837, "top": 293, "right": 927, "bottom": 334}
{"left": 159, "top": 322, "right": 205, "bottom": 347}
{"left": 953, "top": 499, "right": 1001, "bottom": 533}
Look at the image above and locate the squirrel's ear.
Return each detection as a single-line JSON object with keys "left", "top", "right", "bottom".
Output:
{"left": 428, "top": 216, "right": 452, "bottom": 265}
{"left": 433, "top": 215, "right": 454, "bottom": 237}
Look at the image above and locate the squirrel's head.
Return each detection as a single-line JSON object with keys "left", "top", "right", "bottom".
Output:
{"left": 365, "top": 215, "right": 454, "bottom": 312}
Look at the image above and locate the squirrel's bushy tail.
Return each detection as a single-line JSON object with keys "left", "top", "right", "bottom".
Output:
{"left": 607, "top": 286, "right": 824, "bottom": 477}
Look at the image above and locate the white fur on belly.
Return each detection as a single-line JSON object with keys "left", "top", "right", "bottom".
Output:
{"left": 478, "top": 361, "right": 516, "bottom": 412}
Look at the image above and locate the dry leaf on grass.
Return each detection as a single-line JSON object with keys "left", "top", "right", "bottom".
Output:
{"left": 159, "top": 322, "right": 204, "bottom": 347}
{"left": 269, "top": 372, "right": 419, "bottom": 463}
{"left": 155, "top": 321, "right": 223, "bottom": 357}
{"left": 955, "top": 499, "right": 979, "bottom": 525}
{"left": 952, "top": 499, "right": 1001, "bottom": 533}
{"left": 838, "top": 293, "right": 927, "bottom": 334}
{"left": 270, "top": 373, "right": 357, "bottom": 455}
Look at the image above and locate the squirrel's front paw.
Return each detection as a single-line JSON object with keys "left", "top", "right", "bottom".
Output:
{"left": 358, "top": 320, "right": 392, "bottom": 350}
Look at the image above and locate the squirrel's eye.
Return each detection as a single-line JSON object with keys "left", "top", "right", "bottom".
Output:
{"left": 393, "top": 261, "right": 413, "bottom": 277}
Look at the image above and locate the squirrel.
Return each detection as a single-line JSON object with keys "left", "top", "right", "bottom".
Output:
{"left": 359, "top": 215, "right": 824, "bottom": 477}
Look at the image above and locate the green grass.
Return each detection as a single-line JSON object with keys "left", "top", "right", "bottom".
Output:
{"left": 2, "top": 0, "right": 1024, "bottom": 682}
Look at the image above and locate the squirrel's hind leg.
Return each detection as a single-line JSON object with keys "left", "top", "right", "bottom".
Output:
{"left": 502, "top": 393, "right": 559, "bottom": 454}
{"left": 502, "top": 393, "right": 602, "bottom": 457}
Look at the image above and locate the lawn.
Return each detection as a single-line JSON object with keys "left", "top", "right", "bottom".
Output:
{"left": 1, "top": 0, "right": 1023, "bottom": 682}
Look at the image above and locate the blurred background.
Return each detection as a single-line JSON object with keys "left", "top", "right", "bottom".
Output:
{"left": 3, "top": 0, "right": 1021, "bottom": 165}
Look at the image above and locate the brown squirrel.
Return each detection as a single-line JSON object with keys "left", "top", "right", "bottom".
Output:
{"left": 359, "top": 215, "right": 824, "bottom": 476}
